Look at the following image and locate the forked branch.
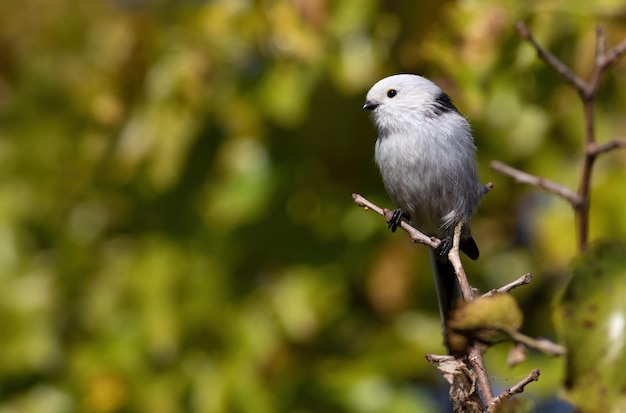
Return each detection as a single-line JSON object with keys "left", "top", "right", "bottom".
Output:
{"left": 353, "top": 195, "right": 543, "bottom": 410}
{"left": 494, "top": 22, "right": 626, "bottom": 252}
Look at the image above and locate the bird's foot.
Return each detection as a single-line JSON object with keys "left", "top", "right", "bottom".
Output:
{"left": 436, "top": 237, "right": 453, "bottom": 257}
{"left": 387, "top": 208, "right": 406, "bottom": 233}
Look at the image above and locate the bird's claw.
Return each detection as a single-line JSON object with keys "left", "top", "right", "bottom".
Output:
{"left": 387, "top": 208, "right": 405, "bottom": 233}
{"left": 436, "top": 237, "right": 453, "bottom": 257}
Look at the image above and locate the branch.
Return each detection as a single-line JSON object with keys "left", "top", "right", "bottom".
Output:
{"left": 352, "top": 194, "right": 440, "bottom": 249}
{"left": 487, "top": 369, "right": 540, "bottom": 412}
{"left": 595, "top": 25, "right": 606, "bottom": 62}
{"left": 448, "top": 223, "right": 495, "bottom": 406}
{"left": 468, "top": 345, "right": 495, "bottom": 405}
{"left": 588, "top": 138, "right": 626, "bottom": 156}
{"left": 482, "top": 273, "right": 533, "bottom": 298}
{"left": 515, "top": 21, "right": 590, "bottom": 97}
{"left": 491, "top": 160, "right": 583, "bottom": 207}
{"left": 507, "top": 330, "right": 567, "bottom": 356}
{"left": 516, "top": 21, "right": 626, "bottom": 251}
{"left": 448, "top": 222, "right": 474, "bottom": 300}
{"left": 598, "top": 35, "right": 626, "bottom": 71}
{"left": 483, "top": 181, "right": 495, "bottom": 195}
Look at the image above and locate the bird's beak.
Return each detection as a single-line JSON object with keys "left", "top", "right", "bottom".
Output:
{"left": 363, "top": 100, "right": 379, "bottom": 110}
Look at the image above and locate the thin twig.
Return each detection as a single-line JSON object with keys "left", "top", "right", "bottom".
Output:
{"left": 488, "top": 369, "right": 540, "bottom": 412}
{"left": 448, "top": 222, "right": 474, "bottom": 300}
{"left": 468, "top": 346, "right": 495, "bottom": 405}
{"left": 595, "top": 25, "right": 606, "bottom": 62}
{"left": 598, "top": 36, "right": 626, "bottom": 71}
{"left": 482, "top": 273, "right": 532, "bottom": 298}
{"left": 577, "top": 100, "right": 595, "bottom": 252}
{"left": 352, "top": 194, "right": 440, "bottom": 249}
{"left": 588, "top": 138, "right": 626, "bottom": 156}
{"left": 490, "top": 161, "right": 582, "bottom": 207}
{"left": 447, "top": 223, "right": 494, "bottom": 406}
{"left": 515, "top": 21, "right": 590, "bottom": 97}
{"left": 507, "top": 330, "right": 567, "bottom": 356}
{"left": 483, "top": 181, "right": 495, "bottom": 195}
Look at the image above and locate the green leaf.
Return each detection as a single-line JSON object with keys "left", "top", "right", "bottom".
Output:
{"left": 447, "top": 293, "right": 524, "bottom": 354}
{"left": 554, "top": 240, "right": 626, "bottom": 412}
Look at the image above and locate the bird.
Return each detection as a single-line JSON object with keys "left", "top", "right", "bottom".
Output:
{"left": 363, "top": 74, "right": 486, "bottom": 351}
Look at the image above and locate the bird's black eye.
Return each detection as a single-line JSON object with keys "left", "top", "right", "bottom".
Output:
{"left": 387, "top": 88, "right": 397, "bottom": 98}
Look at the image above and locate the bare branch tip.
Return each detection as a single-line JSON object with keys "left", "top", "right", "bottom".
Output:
{"left": 531, "top": 368, "right": 541, "bottom": 380}
{"left": 489, "top": 368, "right": 541, "bottom": 411}
{"left": 515, "top": 21, "right": 530, "bottom": 38}
{"left": 352, "top": 194, "right": 366, "bottom": 207}
{"left": 490, "top": 160, "right": 504, "bottom": 169}
{"left": 596, "top": 24, "right": 604, "bottom": 36}
{"left": 483, "top": 272, "right": 534, "bottom": 297}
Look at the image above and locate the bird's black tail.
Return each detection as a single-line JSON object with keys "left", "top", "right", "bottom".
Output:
{"left": 429, "top": 248, "right": 458, "bottom": 353}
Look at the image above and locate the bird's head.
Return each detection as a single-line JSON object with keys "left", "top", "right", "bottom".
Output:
{"left": 363, "top": 74, "right": 459, "bottom": 135}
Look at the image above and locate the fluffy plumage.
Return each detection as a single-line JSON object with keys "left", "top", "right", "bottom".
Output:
{"left": 364, "top": 74, "right": 485, "bottom": 352}
{"left": 364, "top": 74, "right": 483, "bottom": 247}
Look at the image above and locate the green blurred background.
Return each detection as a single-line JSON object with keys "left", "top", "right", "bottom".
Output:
{"left": 1, "top": 0, "right": 626, "bottom": 411}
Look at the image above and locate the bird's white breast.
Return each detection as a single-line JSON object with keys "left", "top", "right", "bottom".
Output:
{"left": 374, "top": 115, "right": 480, "bottom": 237}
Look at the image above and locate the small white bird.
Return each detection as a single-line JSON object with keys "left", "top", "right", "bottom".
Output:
{"left": 363, "top": 74, "right": 486, "bottom": 348}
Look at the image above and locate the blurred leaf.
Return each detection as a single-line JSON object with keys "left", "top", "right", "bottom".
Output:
{"left": 447, "top": 293, "right": 524, "bottom": 353}
{"left": 554, "top": 240, "right": 626, "bottom": 412}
